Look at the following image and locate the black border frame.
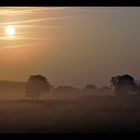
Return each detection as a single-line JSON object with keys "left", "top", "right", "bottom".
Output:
{"left": 0, "top": 0, "right": 140, "bottom": 6}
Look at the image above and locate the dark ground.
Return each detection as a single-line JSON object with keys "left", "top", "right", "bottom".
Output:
{"left": 0, "top": 95, "right": 140, "bottom": 133}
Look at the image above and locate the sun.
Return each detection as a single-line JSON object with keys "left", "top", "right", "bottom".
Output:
{"left": 5, "top": 25, "right": 15, "bottom": 36}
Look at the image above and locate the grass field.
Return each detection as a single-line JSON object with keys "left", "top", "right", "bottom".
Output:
{"left": 0, "top": 95, "right": 140, "bottom": 133}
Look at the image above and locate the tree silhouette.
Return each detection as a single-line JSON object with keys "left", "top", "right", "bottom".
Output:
{"left": 82, "top": 84, "right": 98, "bottom": 93}
{"left": 135, "top": 81, "right": 140, "bottom": 95}
{"left": 111, "top": 74, "right": 137, "bottom": 95}
{"left": 53, "top": 86, "right": 79, "bottom": 94}
{"left": 25, "top": 75, "right": 50, "bottom": 100}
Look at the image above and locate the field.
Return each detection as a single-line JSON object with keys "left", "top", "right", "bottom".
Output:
{"left": 0, "top": 95, "right": 140, "bottom": 133}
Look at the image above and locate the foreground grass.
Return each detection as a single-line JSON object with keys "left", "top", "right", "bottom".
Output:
{"left": 0, "top": 95, "right": 140, "bottom": 133}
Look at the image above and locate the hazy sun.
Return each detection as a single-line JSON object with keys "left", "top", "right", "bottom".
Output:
{"left": 5, "top": 25, "right": 15, "bottom": 36}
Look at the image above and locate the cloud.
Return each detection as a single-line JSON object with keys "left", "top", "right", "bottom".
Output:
{"left": 0, "top": 16, "right": 73, "bottom": 26}
{"left": 0, "top": 7, "right": 67, "bottom": 16}
{"left": 0, "top": 35, "right": 51, "bottom": 41}
{"left": 0, "top": 42, "right": 47, "bottom": 49}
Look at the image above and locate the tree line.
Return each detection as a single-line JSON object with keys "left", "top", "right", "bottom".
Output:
{"left": 25, "top": 74, "right": 140, "bottom": 100}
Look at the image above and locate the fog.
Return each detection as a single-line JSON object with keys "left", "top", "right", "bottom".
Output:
{"left": 0, "top": 96, "right": 139, "bottom": 133}
{"left": 0, "top": 7, "right": 140, "bottom": 133}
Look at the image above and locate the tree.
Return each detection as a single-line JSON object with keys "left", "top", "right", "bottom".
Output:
{"left": 82, "top": 84, "right": 98, "bottom": 94}
{"left": 135, "top": 81, "right": 140, "bottom": 95}
{"left": 111, "top": 74, "right": 137, "bottom": 95}
{"left": 25, "top": 75, "right": 50, "bottom": 100}
{"left": 53, "top": 86, "right": 79, "bottom": 94}
{"left": 49, "top": 84, "right": 55, "bottom": 93}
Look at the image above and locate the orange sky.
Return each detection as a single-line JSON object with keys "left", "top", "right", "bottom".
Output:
{"left": 0, "top": 7, "right": 140, "bottom": 88}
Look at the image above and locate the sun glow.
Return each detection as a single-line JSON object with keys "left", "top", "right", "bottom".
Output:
{"left": 5, "top": 25, "right": 15, "bottom": 36}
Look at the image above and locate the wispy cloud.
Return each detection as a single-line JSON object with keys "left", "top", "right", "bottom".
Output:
{"left": 0, "top": 7, "right": 73, "bottom": 43}
{"left": 0, "top": 36, "right": 52, "bottom": 41}
{"left": 15, "top": 25, "right": 70, "bottom": 29}
{"left": 0, "top": 7, "right": 67, "bottom": 16}
{"left": 0, "top": 42, "right": 48, "bottom": 49}
{"left": 0, "top": 16, "right": 73, "bottom": 26}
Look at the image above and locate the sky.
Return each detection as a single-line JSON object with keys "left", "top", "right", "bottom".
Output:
{"left": 0, "top": 7, "right": 140, "bottom": 88}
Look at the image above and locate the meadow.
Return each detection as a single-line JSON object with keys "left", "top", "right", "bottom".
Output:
{"left": 0, "top": 94, "right": 140, "bottom": 133}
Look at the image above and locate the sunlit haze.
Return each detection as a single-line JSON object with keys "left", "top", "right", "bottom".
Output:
{"left": 0, "top": 7, "right": 140, "bottom": 88}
